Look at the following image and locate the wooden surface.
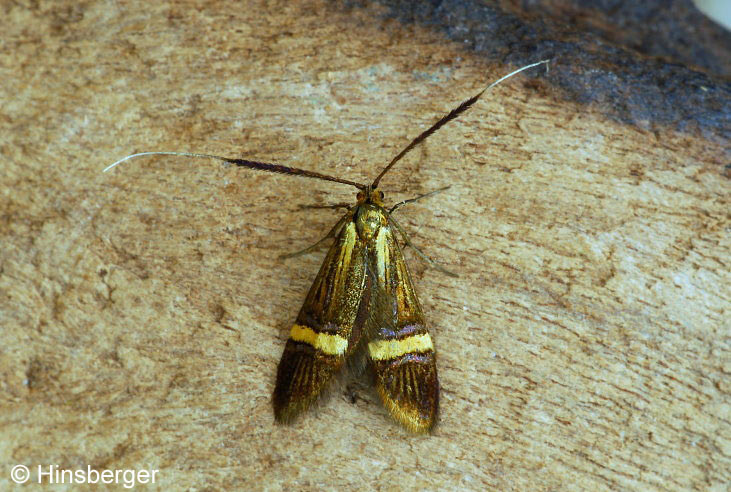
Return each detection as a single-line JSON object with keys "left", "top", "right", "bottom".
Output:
{"left": 1, "top": 1, "right": 728, "bottom": 490}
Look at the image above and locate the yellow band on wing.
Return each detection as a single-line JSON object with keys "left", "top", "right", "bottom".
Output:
{"left": 289, "top": 324, "right": 348, "bottom": 356}
{"left": 368, "top": 333, "right": 433, "bottom": 360}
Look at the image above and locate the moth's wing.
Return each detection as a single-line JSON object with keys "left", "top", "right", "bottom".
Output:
{"left": 273, "top": 218, "right": 369, "bottom": 423}
{"left": 365, "top": 223, "right": 439, "bottom": 433}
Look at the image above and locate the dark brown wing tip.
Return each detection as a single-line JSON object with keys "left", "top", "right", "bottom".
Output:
{"left": 272, "top": 393, "right": 303, "bottom": 424}
{"left": 377, "top": 383, "right": 440, "bottom": 434}
{"left": 272, "top": 341, "right": 343, "bottom": 424}
{"left": 272, "top": 378, "right": 325, "bottom": 425}
{"left": 373, "top": 357, "right": 440, "bottom": 434}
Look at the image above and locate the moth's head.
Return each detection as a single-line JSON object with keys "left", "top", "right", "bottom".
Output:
{"left": 356, "top": 186, "right": 385, "bottom": 207}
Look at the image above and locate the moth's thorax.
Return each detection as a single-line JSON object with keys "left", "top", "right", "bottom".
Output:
{"left": 354, "top": 204, "right": 387, "bottom": 241}
{"left": 353, "top": 187, "right": 387, "bottom": 241}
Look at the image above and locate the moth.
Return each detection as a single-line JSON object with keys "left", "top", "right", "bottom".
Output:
{"left": 105, "top": 60, "right": 549, "bottom": 433}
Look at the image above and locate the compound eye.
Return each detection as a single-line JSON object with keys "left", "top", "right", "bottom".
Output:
{"left": 378, "top": 190, "right": 385, "bottom": 200}
{"left": 357, "top": 191, "right": 365, "bottom": 201}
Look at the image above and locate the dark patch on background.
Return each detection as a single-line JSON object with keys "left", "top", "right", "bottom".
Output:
{"left": 342, "top": 0, "right": 730, "bottom": 146}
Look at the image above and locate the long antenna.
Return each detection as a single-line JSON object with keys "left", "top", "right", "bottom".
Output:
{"left": 371, "top": 59, "right": 550, "bottom": 188}
{"left": 104, "top": 151, "right": 366, "bottom": 190}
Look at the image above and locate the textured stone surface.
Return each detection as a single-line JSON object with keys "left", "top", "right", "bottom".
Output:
{"left": 1, "top": 1, "right": 728, "bottom": 490}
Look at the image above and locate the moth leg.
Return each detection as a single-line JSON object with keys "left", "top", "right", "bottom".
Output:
{"left": 388, "top": 215, "right": 458, "bottom": 277}
{"left": 389, "top": 186, "right": 450, "bottom": 214}
{"left": 297, "top": 202, "right": 352, "bottom": 211}
{"left": 279, "top": 213, "right": 350, "bottom": 259}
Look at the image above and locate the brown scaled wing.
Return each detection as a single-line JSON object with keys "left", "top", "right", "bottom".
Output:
{"left": 366, "top": 221, "right": 439, "bottom": 433}
{"left": 273, "top": 218, "right": 369, "bottom": 422}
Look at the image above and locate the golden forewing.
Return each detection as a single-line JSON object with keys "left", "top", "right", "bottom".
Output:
{"left": 367, "top": 222, "right": 439, "bottom": 433}
{"left": 273, "top": 218, "right": 369, "bottom": 422}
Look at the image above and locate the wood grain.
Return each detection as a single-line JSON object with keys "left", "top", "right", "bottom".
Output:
{"left": 1, "top": 1, "right": 728, "bottom": 490}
